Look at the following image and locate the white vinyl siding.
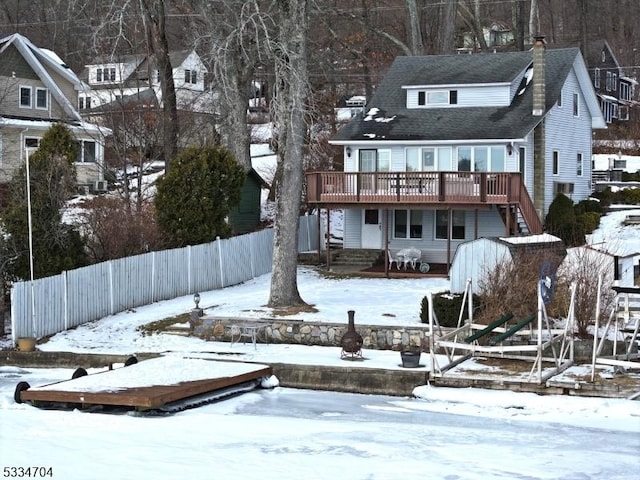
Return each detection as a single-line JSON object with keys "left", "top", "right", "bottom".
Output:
{"left": 544, "top": 68, "right": 593, "bottom": 213}
{"left": 406, "top": 84, "right": 510, "bottom": 108}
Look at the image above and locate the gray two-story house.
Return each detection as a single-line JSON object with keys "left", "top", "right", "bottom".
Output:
{"left": 0, "top": 33, "right": 109, "bottom": 190}
{"left": 307, "top": 38, "right": 606, "bottom": 269}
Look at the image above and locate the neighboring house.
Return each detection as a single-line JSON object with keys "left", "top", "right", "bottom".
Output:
{"left": 460, "top": 21, "right": 514, "bottom": 51}
{"left": 591, "top": 152, "right": 640, "bottom": 191}
{"left": 78, "top": 49, "right": 214, "bottom": 114}
{"left": 335, "top": 95, "right": 366, "bottom": 123}
{"left": 307, "top": 38, "right": 605, "bottom": 268}
{"left": 0, "top": 33, "right": 109, "bottom": 189}
{"left": 583, "top": 39, "right": 638, "bottom": 125}
{"left": 78, "top": 49, "right": 216, "bottom": 152}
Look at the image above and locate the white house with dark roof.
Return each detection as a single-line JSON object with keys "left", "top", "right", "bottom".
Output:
{"left": 78, "top": 49, "right": 215, "bottom": 115}
{"left": 307, "top": 38, "right": 606, "bottom": 269}
{"left": 0, "top": 33, "right": 110, "bottom": 188}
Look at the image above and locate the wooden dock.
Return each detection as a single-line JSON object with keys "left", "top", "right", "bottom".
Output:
{"left": 16, "top": 356, "right": 273, "bottom": 411}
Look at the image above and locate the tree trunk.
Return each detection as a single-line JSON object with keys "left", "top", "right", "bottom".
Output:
{"left": 140, "top": 0, "right": 178, "bottom": 169}
{"left": 529, "top": 0, "right": 539, "bottom": 41}
{"left": 438, "top": 0, "right": 458, "bottom": 54}
{"left": 218, "top": 65, "right": 252, "bottom": 171}
{"left": 405, "top": 0, "right": 423, "bottom": 55}
{"left": 268, "top": 0, "right": 309, "bottom": 308}
{"left": 512, "top": 0, "right": 526, "bottom": 51}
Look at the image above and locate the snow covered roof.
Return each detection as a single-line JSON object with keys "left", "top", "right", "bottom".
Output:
{"left": 499, "top": 233, "right": 562, "bottom": 245}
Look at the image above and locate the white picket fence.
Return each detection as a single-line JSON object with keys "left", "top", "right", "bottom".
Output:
{"left": 11, "top": 215, "right": 318, "bottom": 341}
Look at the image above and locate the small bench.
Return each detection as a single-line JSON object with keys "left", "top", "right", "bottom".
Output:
{"left": 489, "top": 314, "right": 535, "bottom": 345}
{"left": 464, "top": 312, "right": 513, "bottom": 343}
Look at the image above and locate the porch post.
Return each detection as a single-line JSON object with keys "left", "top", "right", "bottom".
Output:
{"left": 474, "top": 209, "right": 479, "bottom": 239}
{"left": 326, "top": 208, "right": 331, "bottom": 270}
{"left": 384, "top": 209, "right": 390, "bottom": 278}
{"left": 447, "top": 208, "right": 452, "bottom": 269}
{"left": 317, "top": 209, "right": 322, "bottom": 265}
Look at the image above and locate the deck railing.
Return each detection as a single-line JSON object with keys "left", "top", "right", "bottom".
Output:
{"left": 307, "top": 171, "right": 523, "bottom": 204}
{"left": 306, "top": 171, "right": 543, "bottom": 234}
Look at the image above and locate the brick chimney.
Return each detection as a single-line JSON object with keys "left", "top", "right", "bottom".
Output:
{"left": 532, "top": 35, "right": 546, "bottom": 221}
{"left": 532, "top": 35, "right": 546, "bottom": 116}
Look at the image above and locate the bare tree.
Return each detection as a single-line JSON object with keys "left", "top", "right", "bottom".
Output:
{"left": 459, "top": 0, "right": 488, "bottom": 51}
{"left": 139, "top": 0, "right": 179, "bottom": 168}
{"left": 438, "top": 0, "right": 459, "bottom": 54}
{"left": 267, "top": 0, "right": 311, "bottom": 309}
{"left": 189, "top": 0, "right": 265, "bottom": 171}
{"left": 529, "top": 0, "right": 540, "bottom": 39}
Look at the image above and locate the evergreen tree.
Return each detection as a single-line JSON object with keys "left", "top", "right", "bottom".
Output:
{"left": 1, "top": 123, "right": 88, "bottom": 280}
{"left": 154, "top": 145, "right": 245, "bottom": 247}
{"left": 545, "top": 193, "right": 585, "bottom": 247}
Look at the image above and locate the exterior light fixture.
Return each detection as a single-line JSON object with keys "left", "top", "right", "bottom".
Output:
{"left": 346, "top": 146, "right": 352, "bottom": 158}
{"left": 507, "top": 142, "right": 513, "bottom": 156}
{"left": 193, "top": 292, "right": 200, "bottom": 309}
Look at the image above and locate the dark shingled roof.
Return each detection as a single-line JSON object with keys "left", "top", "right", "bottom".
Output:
{"left": 332, "top": 47, "right": 580, "bottom": 142}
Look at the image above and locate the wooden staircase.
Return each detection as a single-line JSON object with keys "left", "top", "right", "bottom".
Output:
{"left": 331, "top": 249, "right": 383, "bottom": 267}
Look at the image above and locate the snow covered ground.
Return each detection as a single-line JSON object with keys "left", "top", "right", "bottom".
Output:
{"left": 1, "top": 208, "right": 639, "bottom": 479}
{"left": 1, "top": 362, "right": 639, "bottom": 480}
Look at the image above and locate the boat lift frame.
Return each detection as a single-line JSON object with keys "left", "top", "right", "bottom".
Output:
{"left": 428, "top": 279, "right": 577, "bottom": 385}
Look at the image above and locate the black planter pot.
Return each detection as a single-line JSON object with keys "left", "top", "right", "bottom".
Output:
{"left": 400, "top": 350, "right": 421, "bottom": 368}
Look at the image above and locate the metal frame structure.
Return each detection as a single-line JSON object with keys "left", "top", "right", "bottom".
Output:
{"left": 591, "top": 282, "right": 640, "bottom": 380}
{"left": 428, "top": 279, "right": 576, "bottom": 384}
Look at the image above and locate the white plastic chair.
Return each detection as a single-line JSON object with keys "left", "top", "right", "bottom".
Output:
{"left": 387, "top": 250, "right": 402, "bottom": 270}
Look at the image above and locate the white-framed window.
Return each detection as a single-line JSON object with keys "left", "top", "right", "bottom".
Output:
{"left": 576, "top": 153, "right": 583, "bottom": 176}
{"left": 602, "top": 100, "right": 618, "bottom": 123}
{"left": 35, "top": 88, "right": 48, "bottom": 109}
{"left": 553, "top": 150, "right": 559, "bottom": 175}
{"left": 620, "top": 82, "right": 632, "bottom": 102}
{"left": 78, "top": 96, "right": 91, "bottom": 110}
{"left": 24, "top": 137, "right": 40, "bottom": 149}
{"left": 96, "top": 67, "right": 116, "bottom": 83}
{"left": 594, "top": 67, "right": 600, "bottom": 88}
{"left": 19, "top": 86, "right": 31, "bottom": 108}
{"left": 184, "top": 69, "right": 197, "bottom": 84}
{"left": 393, "top": 209, "right": 422, "bottom": 239}
{"left": 75, "top": 140, "right": 97, "bottom": 163}
{"left": 606, "top": 71, "right": 613, "bottom": 91}
{"left": 417, "top": 89, "right": 457, "bottom": 106}
{"left": 435, "top": 210, "right": 465, "bottom": 240}
{"left": 455, "top": 146, "right": 506, "bottom": 172}
{"left": 405, "top": 147, "right": 452, "bottom": 171}
{"left": 573, "top": 93, "right": 579, "bottom": 117}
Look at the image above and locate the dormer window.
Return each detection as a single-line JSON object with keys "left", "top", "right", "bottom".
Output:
{"left": 96, "top": 67, "right": 116, "bottom": 83}
{"left": 417, "top": 89, "right": 458, "bottom": 106}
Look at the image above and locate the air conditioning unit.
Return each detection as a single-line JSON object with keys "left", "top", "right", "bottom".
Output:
{"left": 553, "top": 182, "right": 574, "bottom": 195}
{"left": 94, "top": 180, "right": 108, "bottom": 192}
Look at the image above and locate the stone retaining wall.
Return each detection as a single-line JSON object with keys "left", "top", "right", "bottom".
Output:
{"left": 194, "top": 316, "right": 431, "bottom": 351}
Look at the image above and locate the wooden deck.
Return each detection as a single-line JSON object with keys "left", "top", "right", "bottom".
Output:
{"left": 305, "top": 170, "right": 543, "bottom": 234}
{"left": 18, "top": 356, "right": 273, "bottom": 411}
